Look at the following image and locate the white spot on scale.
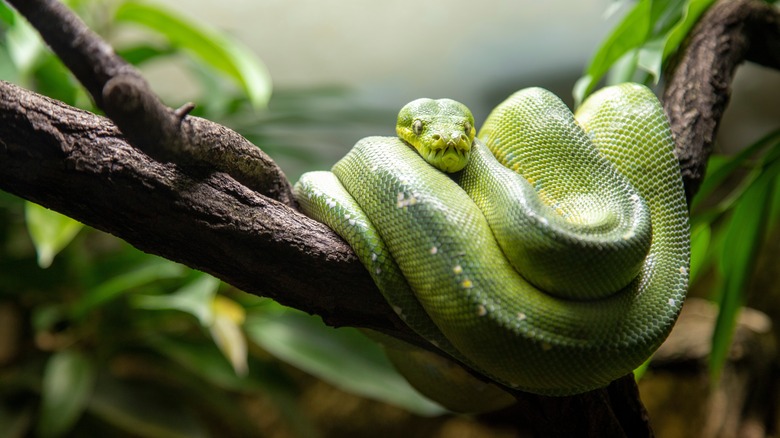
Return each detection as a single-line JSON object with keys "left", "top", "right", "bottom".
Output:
{"left": 538, "top": 217, "right": 549, "bottom": 226}
{"left": 680, "top": 266, "right": 687, "bottom": 275}
{"left": 392, "top": 305, "right": 403, "bottom": 315}
{"left": 630, "top": 194, "right": 641, "bottom": 203}
{"left": 452, "top": 265, "right": 463, "bottom": 275}
{"left": 375, "top": 267, "right": 382, "bottom": 275}
{"left": 430, "top": 246, "right": 438, "bottom": 255}
{"left": 622, "top": 231, "right": 635, "bottom": 240}
{"left": 396, "top": 192, "right": 418, "bottom": 208}
{"left": 517, "top": 312, "right": 527, "bottom": 321}
{"left": 476, "top": 304, "right": 487, "bottom": 316}
{"left": 668, "top": 298, "right": 676, "bottom": 306}
{"left": 371, "top": 252, "right": 378, "bottom": 261}
{"left": 348, "top": 218, "right": 356, "bottom": 226}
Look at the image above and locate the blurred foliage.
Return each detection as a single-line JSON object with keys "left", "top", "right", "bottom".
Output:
{"left": 581, "top": 0, "right": 780, "bottom": 383}
{"left": 574, "top": 0, "right": 718, "bottom": 106}
{"left": 0, "top": 1, "right": 438, "bottom": 437}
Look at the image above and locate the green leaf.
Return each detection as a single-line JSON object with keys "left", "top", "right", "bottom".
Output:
{"left": 709, "top": 168, "right": 776, "bottom": 384}
{"left": 689, "top": 222, "right": 711, "bottom": 284}
{"left": 5, "top": 15, "right": 44, "bottom": 76}
{"left": 37, "top": 350, "right": 95, "bottom": 438}
{"left": 771, "top": 169, "right": 780, "bottom": 225}
{"left": 605, "top": 49, "right": 639, "bottom": 85}
{"left": 147, "top": 336, "right": 259, "bottom": 392}
{"left": 662, "top": 0, "right": 717, "bottom": 61}
{"left": 87, "top": 374, "right": 207, "bottom": 438}
{"left": 115, "top": 44, "right": 177, "bottom": 66}
{"left": 632, "top": 356, "right": 652, "bottom": 381}
{"left": 574, "top": 0, "right": 652, "bottom": 105}
{"left": 132, "top": 274, "right": 220, "bottom": 326}
{"left": 692, "top": 128, "right": 780, "bottom": 211}
{"left": 24, "top": 202, "right": 84, "bottom": 268}
{"left": 636, "top": 36, "right": 665, "bottom": 83}
{"left": 114, "top": 1, "right": 272, "bottom": 109}
{"left": 143, "top": 337, "right": 314, "bottom": 437}
{"left": 209, "top": 295, "right": 248, "bottom": 376}
{"left": 72, "top": 259, "right": 186, "bottom": 319}
{"left": 32, "top": 54, "right": 91, "bottom": 109}
{"left": 0, "top": 2, "right": 16, "bottom": 26}
{"left": 245, "top": 307, "right": 446, "bottom": 416}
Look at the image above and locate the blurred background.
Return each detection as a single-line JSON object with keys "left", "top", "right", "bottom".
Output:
{"left": 1, "top": 0, "right": 780, "bottom": 437}
{"left": 143, "top": 0, "right": 780, "bottom": 181}
{"left": 127, "top": 0, "right": 622, "bottom": 183}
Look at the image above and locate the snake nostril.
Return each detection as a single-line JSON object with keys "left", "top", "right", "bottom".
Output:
{"left": 432, "top": 134, "right": 441, "bottom": 141}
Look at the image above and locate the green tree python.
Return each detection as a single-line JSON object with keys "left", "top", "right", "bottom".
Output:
{"left": 294, "top": 83, "right": 690, "bottom": 412}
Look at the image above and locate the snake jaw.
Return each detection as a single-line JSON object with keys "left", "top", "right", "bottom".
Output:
{"left": 424, "top": 137, "right": 472, "bottom": 173}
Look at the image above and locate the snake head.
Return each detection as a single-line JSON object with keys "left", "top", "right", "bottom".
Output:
{"left": 396, "top": 98, "right": 475, "bottom": 173}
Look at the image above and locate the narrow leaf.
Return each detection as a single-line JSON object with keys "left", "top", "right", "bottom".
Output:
{"left": 114, "top": 1, "right": 272, "bottom": 109}
{"left": 245, "top": 308, "right": 445, "bottom": 416}
{"left": 689, "top": 222, "right": 711, "bottom": 284}
{"left": 72, "top": 260, "right": 186, "bottom": 319}
{"left": 692, "top": 128, "right": 780, "bottom": 210}
{"left": 37, "top": 350, "right": 95, "bottom": 438}
{"left": 636, "top": 37, "right": 665, "bottom": 83}
{"left": 132, "top": 274, "right": 220, "bottom": 326}
{"left": 0, "top": 2, "right": 16, "bottom": 25}
{"left": 575, "top": 0, "right": 652, "bottom": 105}
{"left": 24, "top": 202, "right": 83, "bottom": 268}
{"left": 88, "top": 375, "right": 207, "bottom": 438}
{"left": 115, "top": 44, "right": 177, "bottom": 66}
{"left": 662, "top": 0, "right": 717, "bottom": 61}
{"left": 209, "top": 296, "right": 248, "bottom": 376}
{"left": 709, "top": 169, "right": 776, "bottom": 384}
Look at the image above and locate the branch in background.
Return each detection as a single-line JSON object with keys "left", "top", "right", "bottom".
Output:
{"left": 4, "top": 0, "right": 295, "bottom": 206}
{"left": 663, "top": 0, "right": 780, "bottom": 203}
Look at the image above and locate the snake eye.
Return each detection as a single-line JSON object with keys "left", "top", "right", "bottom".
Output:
{"left": 464, "top": 121, "right": 472, "bottom": 133}
{"left": 412, "top": 119, "right": 423, "bottom": 135}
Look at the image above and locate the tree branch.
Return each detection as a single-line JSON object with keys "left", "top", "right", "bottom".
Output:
{"left": 5, "top": 0, "right": 296, "bottom": 206}
{"left": 663, "top": 0, "right": 780, "bottom": 203}
{"left": 0, "top": 80, "right": 419, "bottom": 346}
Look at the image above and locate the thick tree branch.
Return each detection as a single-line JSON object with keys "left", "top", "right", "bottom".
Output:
{"left": 663, "top": 0, "right": 780, "bottom": 203}
{"left": 0, "top": 80, "right": 420, "bottom": 346}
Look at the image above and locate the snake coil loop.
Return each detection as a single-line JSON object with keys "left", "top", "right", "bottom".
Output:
{"left": 295, "top": 83, "right": 689, "bottom": 410}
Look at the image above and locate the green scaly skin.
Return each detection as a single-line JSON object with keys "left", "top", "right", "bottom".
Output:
{"left": 294, "top": 83, "right": 690, "bottom": 408}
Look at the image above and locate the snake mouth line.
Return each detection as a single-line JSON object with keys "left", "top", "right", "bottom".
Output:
{"left": 422, "top": 144, "right": 471, "bottom": 173}
{"left": 426, "top": 145, "right": 466, "bottom": 161}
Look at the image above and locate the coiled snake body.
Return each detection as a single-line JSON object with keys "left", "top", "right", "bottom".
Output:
{"left": 295, "top": 84, "right": 689, "bottom": 410}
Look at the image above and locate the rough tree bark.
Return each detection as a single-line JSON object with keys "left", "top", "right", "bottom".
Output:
{"left": 1, "top": 0, "right": 779, "bottom": 436}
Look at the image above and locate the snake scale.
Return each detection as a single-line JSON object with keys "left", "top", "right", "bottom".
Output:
{"left": 294, "top": 83, "right": 689, "bottom": 411}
